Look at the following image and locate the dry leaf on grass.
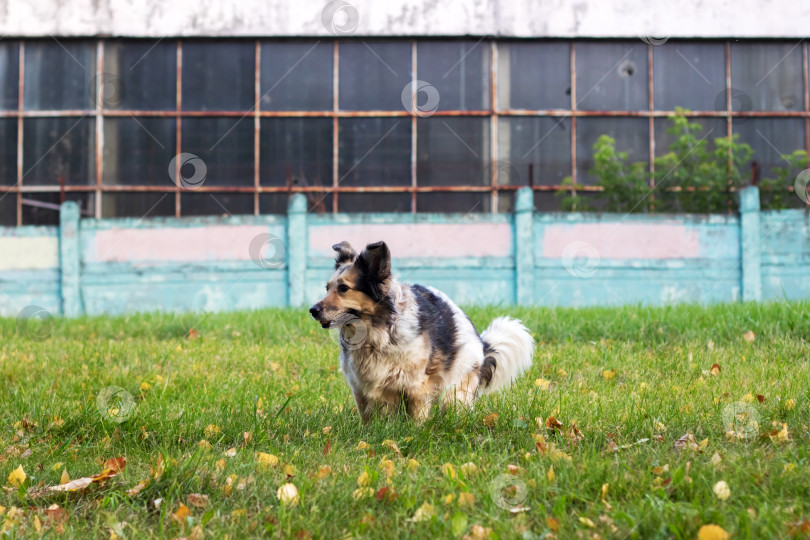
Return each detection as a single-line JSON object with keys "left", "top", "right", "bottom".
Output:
{"left": 697, "top": 524, "right": 730, "bottom": 540}
{"left": 713, "top": 481, "right": 730, "bottom": 501}
{"left": 29, "top": 458, "right": 126, "bottom": 499}
{"left": 674, "top": 433, "right": 699, "bottom": 452}
{"left": 187, "top": 493, "right": 210, "bottom": 508}
{"left": 125, "top": 480, "right": 149, "bottom": 497}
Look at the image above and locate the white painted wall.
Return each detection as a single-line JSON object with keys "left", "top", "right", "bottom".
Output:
{"left": 0, "top": 0, "right": 807, "bottom": 38}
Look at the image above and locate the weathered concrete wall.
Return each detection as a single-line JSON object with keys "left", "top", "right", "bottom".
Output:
{"left": 0, "top": 0, "right": 807, "bottom": 38}
{"left": 1, "top": 187, "right": 807, "bottom": 318}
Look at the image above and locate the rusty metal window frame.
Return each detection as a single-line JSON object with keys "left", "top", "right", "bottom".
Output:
{"left": 1, "top": 38, "right": 808, "bottom": 224}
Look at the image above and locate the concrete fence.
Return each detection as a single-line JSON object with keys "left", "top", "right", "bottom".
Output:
{"left": 0, "top": 187, "right": 808, "bottom": 318}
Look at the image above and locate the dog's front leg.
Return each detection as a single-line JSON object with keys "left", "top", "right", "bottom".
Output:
{"left": 406, "top": 393, "right": 432, "bottom": 424}
{"left": 352, "top": 390, "right": 371, "bottom": 424}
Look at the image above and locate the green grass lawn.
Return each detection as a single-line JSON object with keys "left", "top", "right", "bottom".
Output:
{"left": 1, "top": 301, "right": 809, "bottom": 539}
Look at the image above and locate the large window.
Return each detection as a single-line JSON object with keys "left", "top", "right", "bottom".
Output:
{"left": 0, "top": 38, "right": 807, "bottom": 225}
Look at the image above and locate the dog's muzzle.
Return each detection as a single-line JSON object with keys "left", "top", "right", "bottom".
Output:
{"left": 309, "top": 303, "right": 330, "bottom": 328}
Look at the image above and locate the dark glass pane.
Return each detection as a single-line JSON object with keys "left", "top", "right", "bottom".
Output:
{"left": 260, "top": 42, "right": 332, "bottom": 111}
{"left": 0, "top": 194, "right": 14, "bottom": 226}
{"left": 23, "top": 117, "right": 95, "bottom": 185}
{"left": 416, "top": 40, "right": 490, "bottom": 111}
{"left": 534, "top": 191, "right": 565, "bottom": 212}
{"left": 182, "top": 42, "right": 254, "bottom": 111}
{"left": 337, "top": 118, "right": 411, "bottom": 186}
{"left": 0, "top": 119, "right": 16, "bottom": 185}
{"left": 103, "top": 117, "right": 177, "bottom": 185}
{"left": 497, "top": 191, "right": 515, "bottom": 213}
{"left": 101, "top": 192, "right": 175, "bottom": 218}
{"left": 181, "top": 193, "right": 254, "bottom": 216}
{"left": 576, "top": 118, "right": 649, "bottom": 186}
{"left": 654, "top": 116, "right": 726, "bottom": 157}
{"left": 259, "top": 193, "right": 289, "bottom": 215}
{"left": 417, "top": 192, "right": 488, "bottom": 213}
{"left": 21, "top": 192, "right": 92, "bottom": 225}
{"left": 417, "top": 117, "right": 489, "bottom": 187}
{"left": 731, "top": 42, "right": 803, "bottom": 112}
{"left": 498, "top": 41, "right": 569, "bottom": 110}
{"left": 576, "top": 42, "right": 648, "bottom": 111}
{"left": 24, "top": 41, "right": 95, "bottom": 110}
{"left": 499, "top": 117, "right": 570, "bottom": 186}
{"left": 260, "top": 118, "right": 332, "bottom": 187}
{"left": 0, "top": 41, "right": 19, "bottom": 110}
{"left": 338, "top": 193, "right": 410, "bottom": 213}
{"left": 104, "top": 40, "right": 176, "bottom": 110}
{"left": 180, "top": 118, "right": 253, "bottom": 187}
{"left": 653, "top": 42, "right": 725, "bottom": 111}
{"left": 735, "top": 118, "right": 805, "bottom": 183}
{"left": 338, "top": 41, "right": 410, "bottom": 110}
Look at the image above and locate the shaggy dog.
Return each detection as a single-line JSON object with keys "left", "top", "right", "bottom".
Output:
{"left": 309, "top": 240, "right": 535, "bottom": 423}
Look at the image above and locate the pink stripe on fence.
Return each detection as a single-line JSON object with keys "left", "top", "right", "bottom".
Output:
{"left": 91, "top": 226, "right": 271, "bottom": 262}
{"left": 542, "top": 223, "right": 700, "bottom": 259}
{"left": 309, "top": 223, "right": 512, "bottom": 258}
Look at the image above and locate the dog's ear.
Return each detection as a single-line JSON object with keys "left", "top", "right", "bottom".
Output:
{"left": 332, "top": 241, "right": 357, "bottom": 268}
{"left": 356, "top": 241, "right": 391, "bottom": 281}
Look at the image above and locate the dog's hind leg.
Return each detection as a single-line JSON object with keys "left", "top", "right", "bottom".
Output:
{"left": 441, "top": 371, "right": 480, "bottom": 409}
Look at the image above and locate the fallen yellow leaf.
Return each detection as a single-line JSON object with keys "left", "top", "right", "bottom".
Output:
{"left": 60, "top": 469, "right": 70, "bottom": 485}
{"left": 7, "top": 465, "right": 26, "bottom": 487}
{"left": 713, "top": 480, "right": 730, "bottom": 501}
{"left": 697, "top": 524, "right": 730, "bottom": 540}
{"left": 276, "top": 483, "right": 299, "bottom": 506}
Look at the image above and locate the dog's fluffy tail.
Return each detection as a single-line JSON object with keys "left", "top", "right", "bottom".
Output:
{"left": 478, "top": 316, "right": 535, "bottom": 394}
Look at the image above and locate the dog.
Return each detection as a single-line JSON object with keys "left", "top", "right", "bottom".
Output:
{"left": 309, "top": 240, "right": 535, "bottom": 423}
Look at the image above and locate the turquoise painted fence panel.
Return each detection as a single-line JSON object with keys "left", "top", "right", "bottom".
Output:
{"left": 760, "top": 210, "right": 810, "bottom": 301}
{"left": 0, "top": 226, "right": 61, "bottom": 316}
{"left": 78, "top": 215, "right": 288, "bottom": 315}
{"left": 532, "top": 213, "right": 742, "bottom": 306}
{"left": 0, "top": 188, "right": 808, "bottom": 316}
